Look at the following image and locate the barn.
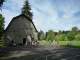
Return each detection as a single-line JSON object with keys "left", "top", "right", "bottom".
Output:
{"left": 4, "top": 14, "right": 38, "bottom": 46}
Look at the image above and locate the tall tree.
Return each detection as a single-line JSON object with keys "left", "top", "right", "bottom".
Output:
{"left": 46, "top": 30, "right": 55, "bottom": 41}
{"left": 0, "top": 0, "right": 5, "bottom": 8}
{"left": 22, "top": 0, "right": 32, "bottom": 19}
{"left": 0, "top": 14, "right": 4, "bottom": 47}
{"left": 0, "top": 14, "right": 4, "bottom": 39}
{"left": 38, "top": 30, "right": 45, "bottom": 40}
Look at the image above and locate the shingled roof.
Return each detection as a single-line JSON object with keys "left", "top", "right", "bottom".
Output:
{"left": 5, "top": 14, "right": 38, "bottom": 32}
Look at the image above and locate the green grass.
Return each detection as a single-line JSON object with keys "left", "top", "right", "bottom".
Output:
{"left": 58, "top": 41, "right": 80, "bottom": 45}
{"left": 39, "top": 40, "right": 80, "bottom": 48}
{"left": 58, "top": 41, "right": 80, "bottom": 48}
{"left": 38, "top": 40, "right": 52, "bottom": 47}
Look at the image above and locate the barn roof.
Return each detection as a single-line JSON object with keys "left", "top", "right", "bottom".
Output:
{"left": 5, "top": 14, "right": 38, "bottom": 32}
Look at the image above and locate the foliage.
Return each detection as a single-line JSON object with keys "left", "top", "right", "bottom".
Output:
{"left": 0, "top": 14, "right": 4, "bottom": 47}
{"left": 55, "top": 34, "right": 68, "bottom": 41}
{"left": 0, "top": 0, "right": 5, "bottom": 8}
{"left": 22, "top": 0, "right": 32, "bottom": 19}
{"left": 0, "top": 14, "right": 4, "bottom": 37}
{"left": 38, "top": 30, "right": 45, "bottom": 40}
{"left": 71, "top": 26, "right": 78, "bottom": 32}
{"left": 75, "top": 34, "right": 80, "bottom": 40}
{"left": 66, "top": 32, "right": 75, "bottom": 41}
{"left": 40, "top": 26, "right": 80, "bottom": 42}
{"left": 45, "top": 30, "right": 55, "bottom": 41}
{"left": 38, "top": 27, "right": 80, "bottom": 48}
{"left": 38, "top": 40, "right": 51, "bottom": 47}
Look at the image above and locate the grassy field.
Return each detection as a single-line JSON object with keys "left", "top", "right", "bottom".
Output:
{"left": 38, "top": 40, "right": 80, "bottom": 48}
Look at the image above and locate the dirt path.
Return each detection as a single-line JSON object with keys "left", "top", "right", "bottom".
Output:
{"left": 0, "top": 47, "right": 80, "bottom": 60}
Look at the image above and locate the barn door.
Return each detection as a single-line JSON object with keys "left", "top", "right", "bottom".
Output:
{"left": 23, "top": 38, "right": 26, "bottom": 45}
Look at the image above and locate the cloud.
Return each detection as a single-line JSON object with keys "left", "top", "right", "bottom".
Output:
{"left": 29, "top": 0, "right": 80, "bottom": 32}
{"left": 73, "top": 11, "right": 80, "bottom": 17}
{"left": 0, "top": 9, "right": 19, "bottom": 28}
{"left": 1, "top": 0, "right": 80, "bottom": 32}
{"left": 3, "top": 0, "right": 25, "bottom": 12}
{"left": 1, "top": 0, "right": 25, "bottom": 28}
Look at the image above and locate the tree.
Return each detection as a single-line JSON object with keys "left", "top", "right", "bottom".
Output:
{"left": 0, "top": 0, "right": 5, "bottom": 8}
{"left": 66, "top": 31, "right": 75, "bottom": 41}
{"left": 46, "top": 30, "right": 55, "bottom": 41}
{"left": 72, "top": 27, "right": 78, "bottom": 32}
{"left": 66, "top": 27, "right": 79, "bottom": 41}
{"left": 55, "top": 34, "right": 68, "bottom": 41}
{"left": 22, "top": 0, "right": 32, "bottom": 19}
{"left": 38, "top": 30, "right": 45, "bottom": 40}
{"left": 75, "top": 34, "right": 80, "bottom": 41}
{"left": 0, "top": 14, "right": 4, "bottom": 38}
{"left": 0, "top": 14, "right": 4, "bottom": 47}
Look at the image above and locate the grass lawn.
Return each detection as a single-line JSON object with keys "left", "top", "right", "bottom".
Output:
{"left": 38, "top": 40, "right": 52, "bottom": 47}
{"left": 38, "top": 40, "right": 80, "bottom": 48}
{"left": 58, "top": 41, "right": 80, "bottom": 48}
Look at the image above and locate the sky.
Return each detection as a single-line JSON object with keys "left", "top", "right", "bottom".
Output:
{"left": 0, "top": 0, "right": 80, "bottom": 32}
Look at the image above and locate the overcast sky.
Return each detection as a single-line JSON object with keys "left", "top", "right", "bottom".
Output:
{"left": 0, "top": 0, "right": 80, "bottom": 32}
